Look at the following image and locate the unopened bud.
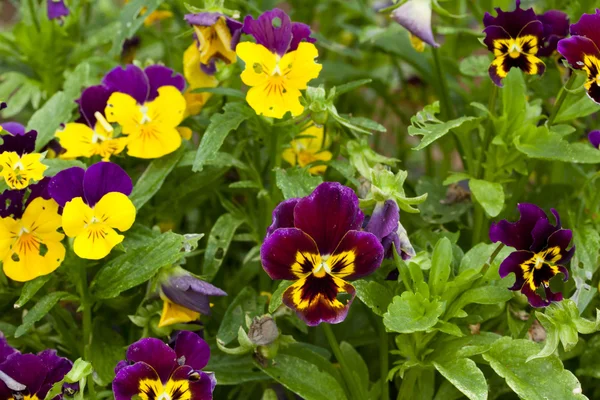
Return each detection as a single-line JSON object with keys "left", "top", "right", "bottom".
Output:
{"left": 248, "top": 315, "right": 279, "bottom": 346}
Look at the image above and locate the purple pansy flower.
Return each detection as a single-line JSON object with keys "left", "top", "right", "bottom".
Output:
{"left": 483, "top": 0, "right": 546, "bottom": 86}
{"left": 0, "top": 349, "right": 75, "bottom": 400}
{"left": 365, "top": 200, "right": 415, "bottom": 260}
{"left": 557, "top": 10, "right": 600, "bottom": 104}
{"left": 0, "top": 123, "right": 25, "bottom": 136}
{"left": 537, "top": 10, "right": 569, "bottom": 57}
{"left": 113, "top": 331, "right": 216, "bottom": 400}
{"left": 0, "top": 335, "right": 17, "bottom": 363}
{"left": 261, "top": 182, "right": 384, "bottom": 326}
{"left": 242, "top": 8, "right": 316, "bottom": 56}
{"left": 589, "top": 130, "right": 600, "bottom": 148}
{"left": 490, "top": 203, "right": 574, "bottom": 308}
{"left": 390, "top": 0, "right": 439, "bottom": 48}
{"left": 47, "top": 0, "right": 69, "bottom": 20}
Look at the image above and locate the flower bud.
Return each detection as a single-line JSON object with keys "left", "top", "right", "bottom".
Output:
{"left": 248, "top": 315, "right": 279, "bottom": 346}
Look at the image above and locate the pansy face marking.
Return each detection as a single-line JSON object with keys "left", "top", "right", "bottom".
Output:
{"left": 0, "top": 130, "right": 47, "bottom": 190}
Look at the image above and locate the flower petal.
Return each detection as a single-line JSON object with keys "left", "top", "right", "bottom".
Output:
{"left": 125, "top": 338, "right": 177, "bottom": 383}
{"left": 0, "top": 353, "right": 46, "bottom": 395}
{"left": 146, "top": 86, "right": 186, "bottom": 128}
{"left": 93, "top": 192, "right": 136, "bottom": 232}
{"left": 489, "top": 203, "right": 548, "bottom": 251}
{"left": 161, "top": 275, "right": 226, "bottom": 315}
{"left": 294, "top": 182, "right": 364, "bottom": 255}
{"left": 391, "top": 0, "right": 439, "bottom": 47}
{"left": 261, "top": 227, "right": 320, "bottom": 280}
{"left": 547, "top": 229, "right": 575, "bottom": 265}
{"left": 243, "top": 8, "right": 293, "bottom": 56}
{"left": 236, "top": 42, "right": 276, "bottom": 88}
{"left": 0, "top": 189, "right": 24, "bottom": 218}
{"left": 55, "top": 123, "right": 95, "bottom": 159}
{"left": 37, "top": 349, "right": 72, "bottom": 399}
{"left": 62, "top": 197, "right": 93, "bottom": 237}
{"left": 184, "top": 12, "right": 221, "bottom": 26}
{"left": 290, "top": 22, "right": 316, "bottom": 52}
{"left": 483, "top": 1, "right": 537, "bottom": 38}
{"left": 77, "top": 85, "right": 113, "bottom": 128}
{"left": 48, "top": 166, "right": 85, "bottom": 208}
{"left": 112, "top": 362, "right": 160, "bottom": 400}
{"left": 47, "top": 0, "right": 69, "bottom": 20}
{"left": 103, "top": 65, "right": 150, "bottom": 104}
{"left": 0, "top": 122, "right": 26, "bottom": 136}
{"left": 169, "top": 366, "right": 215, "bottom": 400}
{"left": 569, "top": 9, "right": 600, "bottom": 46}
{"left": 280, "top": 42, "right": 322, "bottom": 90}
{"left": 266, "top": 198, "right": 299, "bottom": 236}
{"left": 73, "top": 224, "right": 124, "bottom": 260}
{"left": 499, "top": 250, "right": 532, "bottom": 291}
{"left": 589, "top": 130, "right": 600, "bottom": 148}
{"left": 557, "top": 36, "right": 600, "bottom": 68}
{"left": 83, "top": 162, "right": 133, "bottom": 207}
{"left": 144, "top": 65, "right": 185, "bottom": 102}
{"left": 0, "top": 129, "right": 37, "bottom": 155}
{"left": 105, "top": 92, "right": 143, "bottom": 134}
{"left": 329, "top": 231, "right": 383, "bottom": 279}
{"left": 173, "top": 331, "right": 211, "bottom": 371}
{"left": 365, "top": 200, "right": 399, "bottom": 240}
{"left": 158, "top": 300, "right": 200, "bottom": 327}
{"left": 537, "top": 10, "right": 569, "bottom": 57}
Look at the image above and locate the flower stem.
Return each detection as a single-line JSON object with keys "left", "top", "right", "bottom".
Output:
{"left": 322, "top": 324, "right": 361, "bottom": 400}
{"left": 547, "top": 72, "right": 577, "bottom": 126}
{"left": 479, "top": 243, "right": 505, "bottom": 277}
{"left": 27, "top": 0, "right": 41, "bottom": 32}
{"left": 79, "top": 266, "right": 96, "bottom": 400}
{"left": 432, "top": 46, "right": 454, "bottom": 120}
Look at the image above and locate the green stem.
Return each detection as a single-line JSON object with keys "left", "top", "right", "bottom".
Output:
{"left": 322, "top": 324, "right": 361, "bottom": 400}
{"left": 547, "top": 72, "right": 577, "bottom": 126}
{"left": 379, "top": 319, "right": 389, "bottom": 400}
{"left": 431, "top": 46, "right": 454, "bottom": 120}
{"left": 79, "top": 266, "right": 96, "bottom": 400}
{"left": 27, "top": 0, "right": 41, "bottom": 32}
{"left": 479, "top": 243, "right": 505, "bottom": 277}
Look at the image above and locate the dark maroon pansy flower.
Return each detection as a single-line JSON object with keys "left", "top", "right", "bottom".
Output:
{"left": 261, "top": 182, "right": 384, "bottom": 326}
{"left": 557, "top": 10, "right": 600, "bottom": 104}
{"left": 161, "top": 272, "right": 227, "bottom": 316}
{"left": 537, "top": 10, "right": 569, "bottom": 57}
{"left": 483, "top": 0, "right": 546, "bottom": 86}
{"left": 243, "top": 8, "right": 316, "bottom": 56}
{"left": 490, "top": 203, "right": 574, "bottom": 308}
{"left": 0, "top": 349, "right": 75, "bottom": 400}
{"left": 112, "top": 331, "right": 215, "bottom": 400}
{"left": 47, "top": 0, "right": 69, "bottom": 20}
{"left": 589, "top": 130, "right": 600, "bottom": 148}
{"left": 364, "top": 200, "right": 415, "bottom": 260}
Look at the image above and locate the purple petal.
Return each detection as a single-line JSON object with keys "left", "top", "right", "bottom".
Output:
{"left": 200, "top": 60, "right": 218, "bottom": 75}
{"left": 170, "top": 366, "right": 215, "bottom": 399}
{"left": 47, "top": 0, "right": 69, "bottom": 20}
{"left": 243, "top": 9, "right": 293, "bottom": 56}
{"left": 266, "top": 198, "right": 299, "bottom": 236}
{"left": 530, "top": 217, "right": 559, "bottom": 253}
{"left": 83, "top": 162, "right": 133, "bottom": 207}
{"left": 48, "top": 167, "right": 85, "bottom": 208}
{"left": 382, "top": 222, "right": 415, "bottom": 260}
{"left": 261, "top": 228, "right": 320, "bottom": 280}
{"left": 102, "top": 65, "right": 150, "bottom": 105}
{"left": 365, "top": 200, "right": 399, "bottom": 241}
{"left": 25, "top": 177, "right": 52, "bottom": 209}
{"left": 569, "top": 9, "right": 600, "bottom": 47}
{"left": 499, "top": 250, "right": 532, "bottom": 291}
{"left": 0, "top": 353, "right": 46, "bottom": 395}
{"left": 112, "top": 362, "right": 160, "bottom": 400}
{"left": 144, "top": 65, "right": 185, "bottom": 102}
{"left": 391, "top": 0, "right": 439, "bottom": 47}
{"left": 482, "top": 1, "right": 538, "bottom": 38}
{"left": 162, "top": 275, "right": 226, "bottom": 315}
{"left": 489, "top": 203, "right": 549, "bottom": 251}
{"left": 173, "top": 331, "right": 211, "bottom": 371}
{"left": 0, "top": 102, "right": 6, "bottom": 110}
{"left": 0, "top": 189, "right": 25, "bottom": 219}
{"left": 0, "top": 130, "right": 37, "bottom": 155}
{"left": 557, "top": 36, "right": 600, "bottom": 68}
{"left": 537, "top": 10, "right": 569, "bottom": 57}
{"left": 37, "top": 350, "right": 72, "bottom": 399}
{"left": 77, "top": 85, "right": 113, "bottom": 128}
{"left": 589, "top": 131, "right": 600, "bottom": 149}
{"left": 1, "top": 122, "right": 26, "bottom": 136}
{"left": 125, "top": 338, "right": 177, "bottom": 383}
{"left": 330, "top": 231, "right": 384, "bottom": 280}
{"left": 184, "top": 12, "right": 222, "bottom": 27}
{"left": 0, "top": 335, "right": 18, "bottom": 361}
{"left": 521, "top": 284, "right": 552, "bottom": 308}
{"left": 226, "top": 17, "right": 244, "bottom": 49}
{"left": 547, "top": 229, "right": 575, "bottom": 264}
{"left": 294, "top": 182, "right": 364, "bottom": 255}
{"left": 114, "top": 360, "right": 129, "bottom": 375}
{"left": 0, "top": 380, "right": 10, "bottom": 399}
{"left": 289, "top": 22, "right": 316, "bottom": 52}
{"left": 482, "top": 25, "right": 511, "bottom": 52}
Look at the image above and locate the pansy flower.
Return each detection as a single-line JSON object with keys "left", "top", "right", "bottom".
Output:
{"left": 103, "top": 64, "right": 186, "bottom": 159}
{"left": 490, "top": 203, "right": 574, "bottom": 307}
{"left": 0, "top": 347, "right": 75, "bottom": 400}
{"left": 365, "top": 199, "right": 415, "bottom": 260}
{"left": 47, "top": 0, "right": 69, "bottom": 20}
{"left": 537, "top": 10, "right": 569, "bottom": 57}
{"left": 158, "top": 268, "right": 227, "bottom": 327}
{"left": 182, "top": 42, "right": 218, "bottom": 119}
{"left": 184, "top": 12, "right": 243, "bottom": 74}
{"left": 237, "top": 9, "right": 322, "bottom": 119}
{"left": 48, "top": 162, "right": 135, "bottom": 260}
{"left": 261, "top": 182, "right": 384, "bottom": 326}
{"left": 557, "top": 10, "right": 600, "bottom": 104}
{"left": 589, "top": 130, "right": 600, "bottom": 148}
{"left": 0, "top": 127, "right": 47, "bottom": 190}
{"left": 56, "top": 85, "right": 126, "bottom": 161}
{"left": 391, "top": 0, "right": 439, "bottom": 49}
{"left": 282, "top": 125, "right": 332, "bottom": 175}
{"left": 113, "top": 331, "right": 215, "bottom": 400}
{"left": 483, "top": 0, "right": 545, "bottom": 86}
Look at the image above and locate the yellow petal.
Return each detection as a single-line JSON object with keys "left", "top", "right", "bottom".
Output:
{"left": 280, "top": 42, "right": 322, "bottom": 90}
{"left": 56, "top": 123, "right": 95, "bottom": 159}
{"left": 236, "top": 42, "right": 275, "bottom": 87}
{"left": 246, "top": 83, "right": 304, "bottom": 119}
{"left": 3, "top": 238, "right": 65, "bottom": 282}
{"left": 105, "top": 92, "right": 142, "bottom": 135}
{"left": 307, "top": 151, "right": 332, "bottom": 175}
{"left": 147, "top": 86, "right": 186, "bottom": 128}
{"left": 0, "top": 152, "right": 47, "bottom": 190}
{"left": 177, "top": 126, "right": 193, "bottom": 140}
{"left": 62, "top": 197, "right": 93, "bottom": 237}
{"left": 158, "top": 299, "right": 200, "bottom": 327}
{"left": 126, "top": 126, "right": 182, "bottom": 159}
{"left": 93, "top": 192, "right": 136, "bottom": 232}
{"left": 73, "top": 224, "right": 123, "bottom": 260}
{"left": 282, "top": 147, "right": 297, "bottom": 167}
{"left": 194, "top": 18, "right": 237, "bottom": 65}
{"left": 0, "top": 217, "right": 18, "bottom": 260}
{"left": 21, "top": 198, "right": 64, "bottom": 243}
{"left": 300, "top": 125, "right": 327, "bottom": 152}
{"left": 183, "top": 44, "right": 218, "bottom": 90}
{"left": 143, "top": 10, "right": 173, "bottom": 26}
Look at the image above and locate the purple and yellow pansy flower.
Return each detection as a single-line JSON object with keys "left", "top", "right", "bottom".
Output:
{"left": 0, "top": 127, "right": 47, "bottom": 190}
{"left": 0, "top": 178, "right": 65, "bottom": 282}
{"left": 558, "top": 10, "right": 600, "bottom": 104}
{"left": 56, "top": 85, "right": 127, "bottom": 161}
{"left": 490, "top": 203, "right": 574, "bottom": 308}
{"left": 390, "top": 0, "right": 440, "bottom": 51}
{"left": 48, "top": 162, "right": 135, "bottom": 260}
{"left": 47, "top": 0, "right": 69, "bottom": 20}
{"left": 236, "top": 9, "right": 322, "bottom": 119}
{"left": 158, "top": 269, "right": 227, "bottom": 327}
{"left": 261, "top": 182, "right": 384, "bottom": 326}
{"left": 113, "top": 331, "right": 215, "bottom": 400}
{"left": 0, "top": 346, "right": 76, "bottom": 400}
{"left": 103, "top": 64, "right": 187, "bottom": 159}
{"left": 282, "top": 125, "right": 332, "bottom": 175}
{"left": 483, "top": 0, "right": 546, "bottom": 86}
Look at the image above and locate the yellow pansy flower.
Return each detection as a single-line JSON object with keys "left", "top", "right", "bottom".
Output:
{"left": 282, "top": 125, "right": 332, "bottom": 174}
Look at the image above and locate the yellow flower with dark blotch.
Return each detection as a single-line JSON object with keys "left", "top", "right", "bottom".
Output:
{"left": 282, "top": 125, "right": 332, "bottom": 174}
{"left": 237, "top": 42, "right": 322, "bottom": 119}
{"left": 0, "top": 129, "right": 47, "bottom": 190}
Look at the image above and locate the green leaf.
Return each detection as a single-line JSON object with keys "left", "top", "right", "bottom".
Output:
{"left": 328, "top": 159, "right": 359, "bottom": 186}
{"left": 332, "top": 79, "right": 372, "bottom": 97}
{"left": 554, "top": 73, "right": 600, "bottom": 123}
{"left": 483, "top": 337, "right": 586, "bottom": 400}
{"left": 269, "top": 280, "right": 293, "bottom": 313}
{"left": 129, "top": 148, "right": 186, "bottom": 209}
{"left": 346, "top": 116, "right": 386, "bottom": 132}
{"left": 327, "top": 103, "right": 379, "bottom": 135}
{"left": 515, "top": 125, "right": 600, "bottom": 164}
{"left": 259, "top": 354, "right": 347, "bottom": 400}
{"left": 429, "top": 238, "right": 452, "bottom": 297}
{"left": 408, "top": 102, "right": 478, "bottom": 150}
{"left": 92, "top": 232, "right": 200, "bottom": 299}
{"left": 29, "top": 92, "right": 78, "bottom": 151}
{"left": 383, "top": 292, "right": 445, "bottom": 334}
{"left": 433, "top": 358, "right": 488, "bottom": 400}
{"left": 191, "top": 87, "right": 245, "bottom": 98}
{"left": 15, "top": 291, "right": 70, "bottom": 337}
{"left": 65, "top": 358, "right": 94, "bottom": 382}
{"left": 275, "top": 167, "right": 323, "bottom": 199}
{"left": 14, "top": 274, "right": 51, "bottom": 309}
{"left": 469, "top": 179, "right": 505, "bottom": 217}
{"left": 110, "top": 0, "right": 164, "bottom": 55}
{"left": 527, "top": 312, "right": 561, "bottom": 362}
{"left": 203, "top": 213, "right": 244, "bottom": 280}
{"left": 340, "top": 342, "right": 370, "bottom": 398}
{"left": 446, "top": 285, "right": 512, "bottom": 320}
{"left": 354, "top": 279, "right": 393, "bottom": 316}
{"left": 192, "top": 103, "right": 254, "bottom": 172}
{"left": 43, "top": 159, "right": 86, "bottom": 177}
{"left": 416, "top": 177, "right": 471, "bottom": 224}
{"left": 500, "top": 69, "right": 527, "bottom": 137}
{"left": 217, "top": 287, "right": 264, "bottom": 345}
{"left": 206, "top": 353, "right": 270, "bottom": 385}
{"left": 90, "top": 318, "right": 125, "bottom": 386}
{"left": 459, "top": 55, "right": 490, "bottom": 77}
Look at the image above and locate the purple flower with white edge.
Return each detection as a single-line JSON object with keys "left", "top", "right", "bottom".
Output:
{"left": 0, "top": 349, "right": 76, "bottom": 400}
{"left": 242, "top": 8, "right": 316, "bottom": 56}
{"left": 589, "top": 130, "right": 600, "bottom": 148}
{"left": 490, "top": 203, "right": 574, "bottom": 308}
{"left": 158, "top": 267, "right": 227, "bottom": 328}
{"left": 47, "top": 0, "right": 69, "bottom": 20}
{"left": 537, "top": 10, "right": 569, "bottom": 57}
{"left": 365, "top": 200, "right": 415, "bottom": 260}
{"left": 113, "top": 331, "right": 215, "bottom": 400}
{"left": 391, "top": 0, "right": 439, "bottom": 48}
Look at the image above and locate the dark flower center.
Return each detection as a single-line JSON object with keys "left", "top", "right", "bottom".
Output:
{"left": 520, "top": 246, "right": 562, "bottom": 291}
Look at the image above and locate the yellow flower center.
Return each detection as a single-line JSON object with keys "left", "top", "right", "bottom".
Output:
{"left": 508, "top": 41, "right": 522, "bottom": 58}
{"left": 312, "top": 255, "right": 332, "bottom": 278}
{"left": 138, "top": 377, "right": 192, "bottom": 400}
